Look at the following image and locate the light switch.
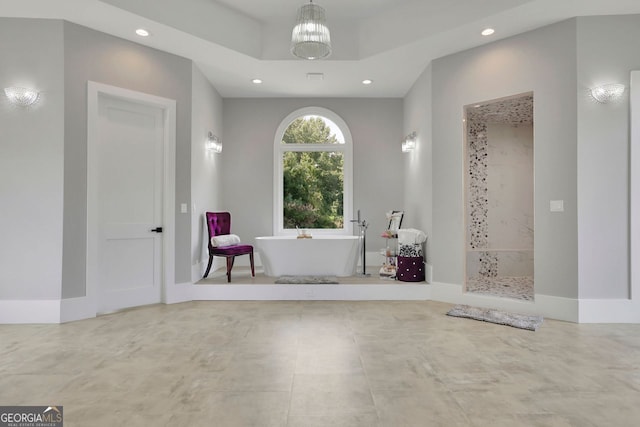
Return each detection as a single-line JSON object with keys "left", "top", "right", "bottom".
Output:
{"left": 180, "top": 203, "right": 188, "bottom": 213}
{"left": 550, "top": 200, "right": 564, "bottom": 212}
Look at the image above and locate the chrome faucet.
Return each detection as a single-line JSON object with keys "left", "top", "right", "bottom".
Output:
{"left": 351, "top": 209, "right": 370, "bottom": 276}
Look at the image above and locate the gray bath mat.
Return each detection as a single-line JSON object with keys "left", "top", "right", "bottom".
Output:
{"left": 446, "top": 304, "right": 543, "bottom": 331}
{"left": 274, "top": 275, "right": 339, "bottom": 284}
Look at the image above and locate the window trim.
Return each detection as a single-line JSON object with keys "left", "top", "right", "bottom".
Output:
{"left": 273, "top": 107, "right": 353, "bottom": 236}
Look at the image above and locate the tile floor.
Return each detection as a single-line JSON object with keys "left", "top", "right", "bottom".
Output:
{"left": 1, "top": 300, "right": 640, "bottom": 426}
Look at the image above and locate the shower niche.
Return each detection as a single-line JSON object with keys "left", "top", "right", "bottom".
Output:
{"left": 464, "top": 93, "right": 534, "bottom": 301}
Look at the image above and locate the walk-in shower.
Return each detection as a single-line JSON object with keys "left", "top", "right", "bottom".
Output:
{"left": 464, "top": 93, "right": 534, "bottom": 301}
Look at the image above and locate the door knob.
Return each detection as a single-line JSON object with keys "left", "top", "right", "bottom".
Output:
{"left": 151, "top": 227, "right": 163, "bottom": 233}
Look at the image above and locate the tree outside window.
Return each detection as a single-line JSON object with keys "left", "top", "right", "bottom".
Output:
{"left": 281, "top": 116, "right": 345, "bottom": 229}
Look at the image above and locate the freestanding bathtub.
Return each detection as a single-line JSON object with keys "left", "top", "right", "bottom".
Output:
{"left": 255, "top": 235, "right": 359, "bottom": 277}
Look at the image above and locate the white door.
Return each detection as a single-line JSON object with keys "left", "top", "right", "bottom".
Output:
{"left": 96, "top": 95, "right": 164, "bottom": 313}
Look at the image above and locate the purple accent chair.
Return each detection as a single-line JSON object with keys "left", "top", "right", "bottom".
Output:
{"left": 203, "top": 212, "right": 255, "bottom": 282}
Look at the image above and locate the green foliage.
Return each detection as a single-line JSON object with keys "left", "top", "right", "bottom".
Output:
{"left": 282, "top": 116, "right": 339, "bottom": 145}
{"left": 282, "top": 117, "right": 344, "bottom": 229}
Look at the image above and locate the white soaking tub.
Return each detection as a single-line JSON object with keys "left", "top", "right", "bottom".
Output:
{"left": 255, "top": 235, "right": 359, "bottom": 277}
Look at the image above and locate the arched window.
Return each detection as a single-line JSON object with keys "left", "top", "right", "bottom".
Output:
{"left": 274, "top": 107, "right": 353, "bottom": 235}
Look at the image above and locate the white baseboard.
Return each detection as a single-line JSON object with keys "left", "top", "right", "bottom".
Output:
{"left": 191, "top": 283, "right": 432, "bottom": 301}
{"left": 536, "top": 294, "right": 578, "bottom": 323}
{"left": 579, "top": 298, "right": 640, "bottom": 323}
{"left": 4, "top": 284, "right": 635, "bottom": 324}
{"left": 165, "top": 282, "right": 193, "bottom": 304}
{"left": 429, "top": 281, "right": 579, "bottom": 322}
{"left": 0, "top": 300, "right": 61, "bottom": 324}
{"left": 60, "top": 296, "right": 96, "bottom": 323}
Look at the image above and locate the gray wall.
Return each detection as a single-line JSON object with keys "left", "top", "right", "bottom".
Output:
{"left": 62, "top": 21, "right": 193, "bottom": 298}
{"left": 4, "top": 14, "right": 636, "bottom": 306}
{"left": 427, "top": 19, "right": 579, "bottom": 298}
{"left": 191, "top": 64, "right": 224, "bottom": 279}
{"left": 403, "top": 65, "right": 433, "bottom": 263}
{"left": 0, "top": 19, "right": 65, "bottom": 300}
{"left": 222, "top": 98, "right": 404, "bottom": 251}
{"left": 576, "top": 15, "right": 640, "bottom": 299}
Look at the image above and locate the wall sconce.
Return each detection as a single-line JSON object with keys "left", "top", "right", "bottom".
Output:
{"left": 401, "top": 132, "right": 417, "bottom": 153}
{"left": 590, "top": 83, "right": 625, "bottom": 104}
{"left": 4, "top": 86, "right": 40, "bottom": 107}
{"left": 206, "top": 132, "right": 222, "bottom": 153}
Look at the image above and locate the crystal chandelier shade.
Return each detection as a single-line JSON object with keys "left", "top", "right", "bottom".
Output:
{"left": 291, "top": 1, "right": 332, "bottom": 60}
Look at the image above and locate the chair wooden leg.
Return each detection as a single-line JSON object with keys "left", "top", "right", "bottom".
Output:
{"left": 226, "top": 256, "right": 235, "bottom": 283}
{"left": 203, "top": 254, "right": 214, "bottom": 278}
{"left": 250, "top": 251, "right": 255, "bottom": 277}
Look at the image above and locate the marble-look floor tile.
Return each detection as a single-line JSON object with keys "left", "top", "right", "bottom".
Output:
{"left": 287, "top": 413, "right": 381, "bottom": 427}
{"left": 1, "top": 301, "right": 640, "bottom": 426}
{"left": 361, "top": 354, "right": 437, "bottom": 391}
{"left": 469, "top": 413, "right": 579, "bottom": 427}
{"left": 373, "top": 388, "right": 472, "bottom": 426}
{"left": 450, "top": 387, "right": 546, "bottom": 417}
{"left": 0, "top": 374, "right": 73, "bottom": 405}
{"left": 294, "top": 347, "right": 364, "bottom": 375}
{"left": 289, "top": 373, "right": 376, "bottom": 417}
{"left": 193, "top": 391, "right": 290, "bottom": 426}
{"left": 202, "top": 357, "right": 297, "bottom": 393}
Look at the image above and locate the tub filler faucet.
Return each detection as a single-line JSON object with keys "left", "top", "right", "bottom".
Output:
{"left": 351, "top": 209, "right": 370, "bottom": 276}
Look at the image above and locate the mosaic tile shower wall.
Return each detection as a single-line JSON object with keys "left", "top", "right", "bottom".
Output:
{"left": 467, "top": 120, "right": 498, "bottom": 276}
{"left": 465, "top": 94, "right": 534, "bottom": 300}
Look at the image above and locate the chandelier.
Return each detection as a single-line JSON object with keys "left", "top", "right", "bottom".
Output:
{"left": 291, "top": 1, "right": 332, "bottom": 60}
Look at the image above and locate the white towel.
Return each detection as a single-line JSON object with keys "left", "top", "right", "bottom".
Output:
{"left": 211, "top": 234, "right": 241, "bottom": 247}
{"left": 397, "top": 228, "right": 427, "bottom": 245}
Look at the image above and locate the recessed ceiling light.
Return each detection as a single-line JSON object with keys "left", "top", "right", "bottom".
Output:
{"left": 135, "top": 28, "right": 150, "bottom": 37}
{"left": 481, "top": 28, "right": 495, "bottom": 36}
{"left": 252, "top": 78, "right": 263, "bottom": 84}
{"left": 362, "top": 79, "right": 373, "bottom": 85}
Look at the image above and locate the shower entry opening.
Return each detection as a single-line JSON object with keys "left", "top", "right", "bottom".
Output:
{"left": 464, "top": 93, "right": 534, "bottom": 301}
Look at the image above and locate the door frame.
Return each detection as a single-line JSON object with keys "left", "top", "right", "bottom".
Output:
{"left": 631, "top": 71, "right": 640, "bottom": 302}
{"left": 87, "top": 81, "right": 176, "bottom": 313}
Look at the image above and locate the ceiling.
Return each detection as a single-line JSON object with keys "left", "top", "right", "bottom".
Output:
{"left": 2, "top": 0, "right": 640, "bottom": 98}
